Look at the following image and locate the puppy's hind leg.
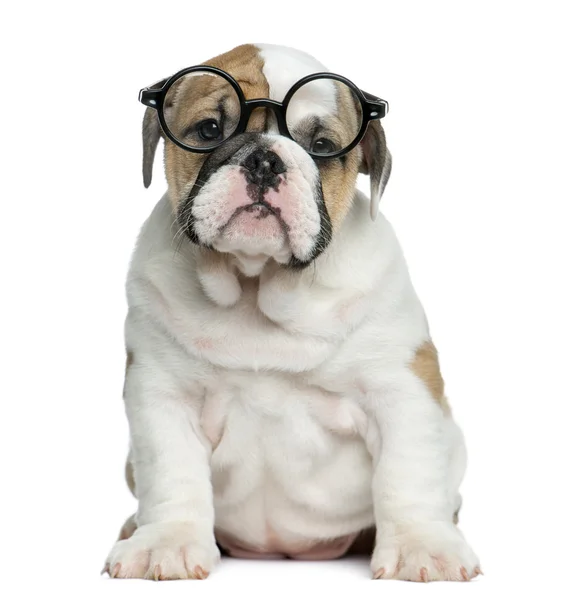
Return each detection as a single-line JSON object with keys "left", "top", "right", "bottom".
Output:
{"left": 117, "top": 514, "right": 138, "bottom": 541}
{"left": 104, "top": 457, "right": 138, "bottom": 553}
{"left": 113, "top": 453, "right": 138, "bottom": 540}
{"left": 125, "top": 452, "right": 136, "bottom": 498}
{"left": 445, "top": 417, "right": 467, "bottom": 525}
{"left": 101, "top": 514, "right": 137, "bottom": 575}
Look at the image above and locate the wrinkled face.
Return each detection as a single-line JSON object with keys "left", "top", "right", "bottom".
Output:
{"left": 143, "top": 44, "right": 389, "bottom": 271}
{"left": 177, "top": 132, "right": 333, "bottom": 269}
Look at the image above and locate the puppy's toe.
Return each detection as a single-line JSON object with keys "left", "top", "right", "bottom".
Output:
{"left": 105, "top": 541, "right": 150, "bottom": 579}
{"left": 104, "top": 521, "right": 219, "bottom": 580}
{"left": 372, "top": 522, "right": 481, "bottom": 582}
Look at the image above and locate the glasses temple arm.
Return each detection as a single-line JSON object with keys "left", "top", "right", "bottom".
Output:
{"left": 362, "top": 90, "right": 389, "bottom": 119}
{"left": 138, "top": 78, "right": 169, "bottom": 108}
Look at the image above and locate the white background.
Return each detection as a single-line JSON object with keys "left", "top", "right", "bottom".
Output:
{"left": 2, "top": 1, "right": 582, "bottom": 598}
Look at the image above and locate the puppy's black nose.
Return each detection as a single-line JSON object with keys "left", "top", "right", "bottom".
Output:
{"left": 243, "top": 148, "right": 286, "bottom": 186}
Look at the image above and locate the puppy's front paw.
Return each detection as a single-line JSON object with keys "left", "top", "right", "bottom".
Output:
{"left": 103, "top": 522, "right": 220, "bottom": 580}
{"left": 371, "top": 523, "right": 481, "bottom": 582}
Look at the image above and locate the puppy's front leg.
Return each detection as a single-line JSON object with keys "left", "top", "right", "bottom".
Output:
{"left": 104, "top": 356, "right": 219, "bottom": 580}
{"left": 369, "top": 369, "right": 480, "bottom": 582}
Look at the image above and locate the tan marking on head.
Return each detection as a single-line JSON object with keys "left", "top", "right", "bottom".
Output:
{"left": 410, "top": 341, "right": 451, "bottom": 415}
{"left": 164, "top": 44, "right": 269, "bottom": 210}
{"left": 318, "top": 81, "right": 363, "bottom": 228}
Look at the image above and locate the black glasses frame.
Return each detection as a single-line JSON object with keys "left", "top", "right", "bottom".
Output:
{"left": 139, "top": 66, "right": 388, "bottom": 160}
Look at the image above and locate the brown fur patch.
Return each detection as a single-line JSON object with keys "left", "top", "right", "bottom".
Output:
{"left": 410, "top": 341, "right": 451, "bottom": 415}
{"left": 319, "top": 150, "right": 361, "bottom": 229}
{"left": 318, "top": 82, "right": 363, "bottom": 228}
{"left": 164, "top": 44, "right": 268, "bottom": 210}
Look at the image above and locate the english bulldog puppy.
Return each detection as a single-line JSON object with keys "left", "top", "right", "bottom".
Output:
{"left": 104, "top": 43, "right": 481, "bottom": 582}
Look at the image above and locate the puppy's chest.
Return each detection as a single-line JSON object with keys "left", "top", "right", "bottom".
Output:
{"left": 199, "top": 373, "right": 369, "bottom": 476}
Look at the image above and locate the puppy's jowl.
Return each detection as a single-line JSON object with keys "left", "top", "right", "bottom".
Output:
{"left": 104, "top": 44, "right": 480, "bottom": 582}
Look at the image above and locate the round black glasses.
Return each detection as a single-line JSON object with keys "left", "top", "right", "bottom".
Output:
{"left": 139, "top": 66, "right": 388, "bottom": 160}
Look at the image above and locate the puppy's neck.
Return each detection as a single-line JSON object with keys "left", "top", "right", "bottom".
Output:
{"left": 194, "top": 247, "right": 295, "bottom": 308}
{"left": 230, "top": 252, "right": 271, "bottom": 278}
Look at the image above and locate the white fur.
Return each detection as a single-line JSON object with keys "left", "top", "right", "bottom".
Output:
{"left": 258, "top": 43, "right": 330, "bottom": 102}
{"left": 258, "top": 44, "right": 338, "bottom": 137}
{"left": 105, "top": 45, "right": 479, "bottom": 582}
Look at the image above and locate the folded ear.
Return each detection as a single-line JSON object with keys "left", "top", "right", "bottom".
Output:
{"left": 359, "top": 120, "right": 392, "bottom": 220}
{"left": 142, "top": 107, "right": 162, "bottom": 188}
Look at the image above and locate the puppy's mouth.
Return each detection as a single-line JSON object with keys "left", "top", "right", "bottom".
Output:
{"left": 214, "top": 187, "right": 290, "bottom": 262}
{"left": 222, "top": 198, "right": 284, "bottom": 231}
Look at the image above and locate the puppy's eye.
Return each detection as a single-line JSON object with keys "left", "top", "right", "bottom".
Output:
{"left": 311, "top": 138, "right": 336, "bottom": 155}
{"left": 197, "top": 119, "right": 222, "bottom": 141}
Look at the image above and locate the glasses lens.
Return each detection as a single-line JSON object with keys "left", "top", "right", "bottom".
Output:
{"left": 285, "top": 78, "right": 363, "bottom": 156}
{"left": 162, "top": 69, "right": 242, "bottom": 150}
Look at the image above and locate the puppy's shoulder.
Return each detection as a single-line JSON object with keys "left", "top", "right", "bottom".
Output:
{"left": 318, "top": 191, "right": 406, "bottom": 288}
{"left": 129, "top": 194, "right": 179, "bottom": 274}
{"left": 126, "top": 194, "right": 207, "bottom": 317}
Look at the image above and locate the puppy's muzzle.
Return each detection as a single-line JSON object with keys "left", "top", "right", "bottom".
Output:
{"left": 178, "top": 132, "right": 331, "bottom": 267}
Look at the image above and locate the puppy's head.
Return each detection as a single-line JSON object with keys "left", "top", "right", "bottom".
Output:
{"left": 143, "top": 44, "right": 391, "bottom": 271}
